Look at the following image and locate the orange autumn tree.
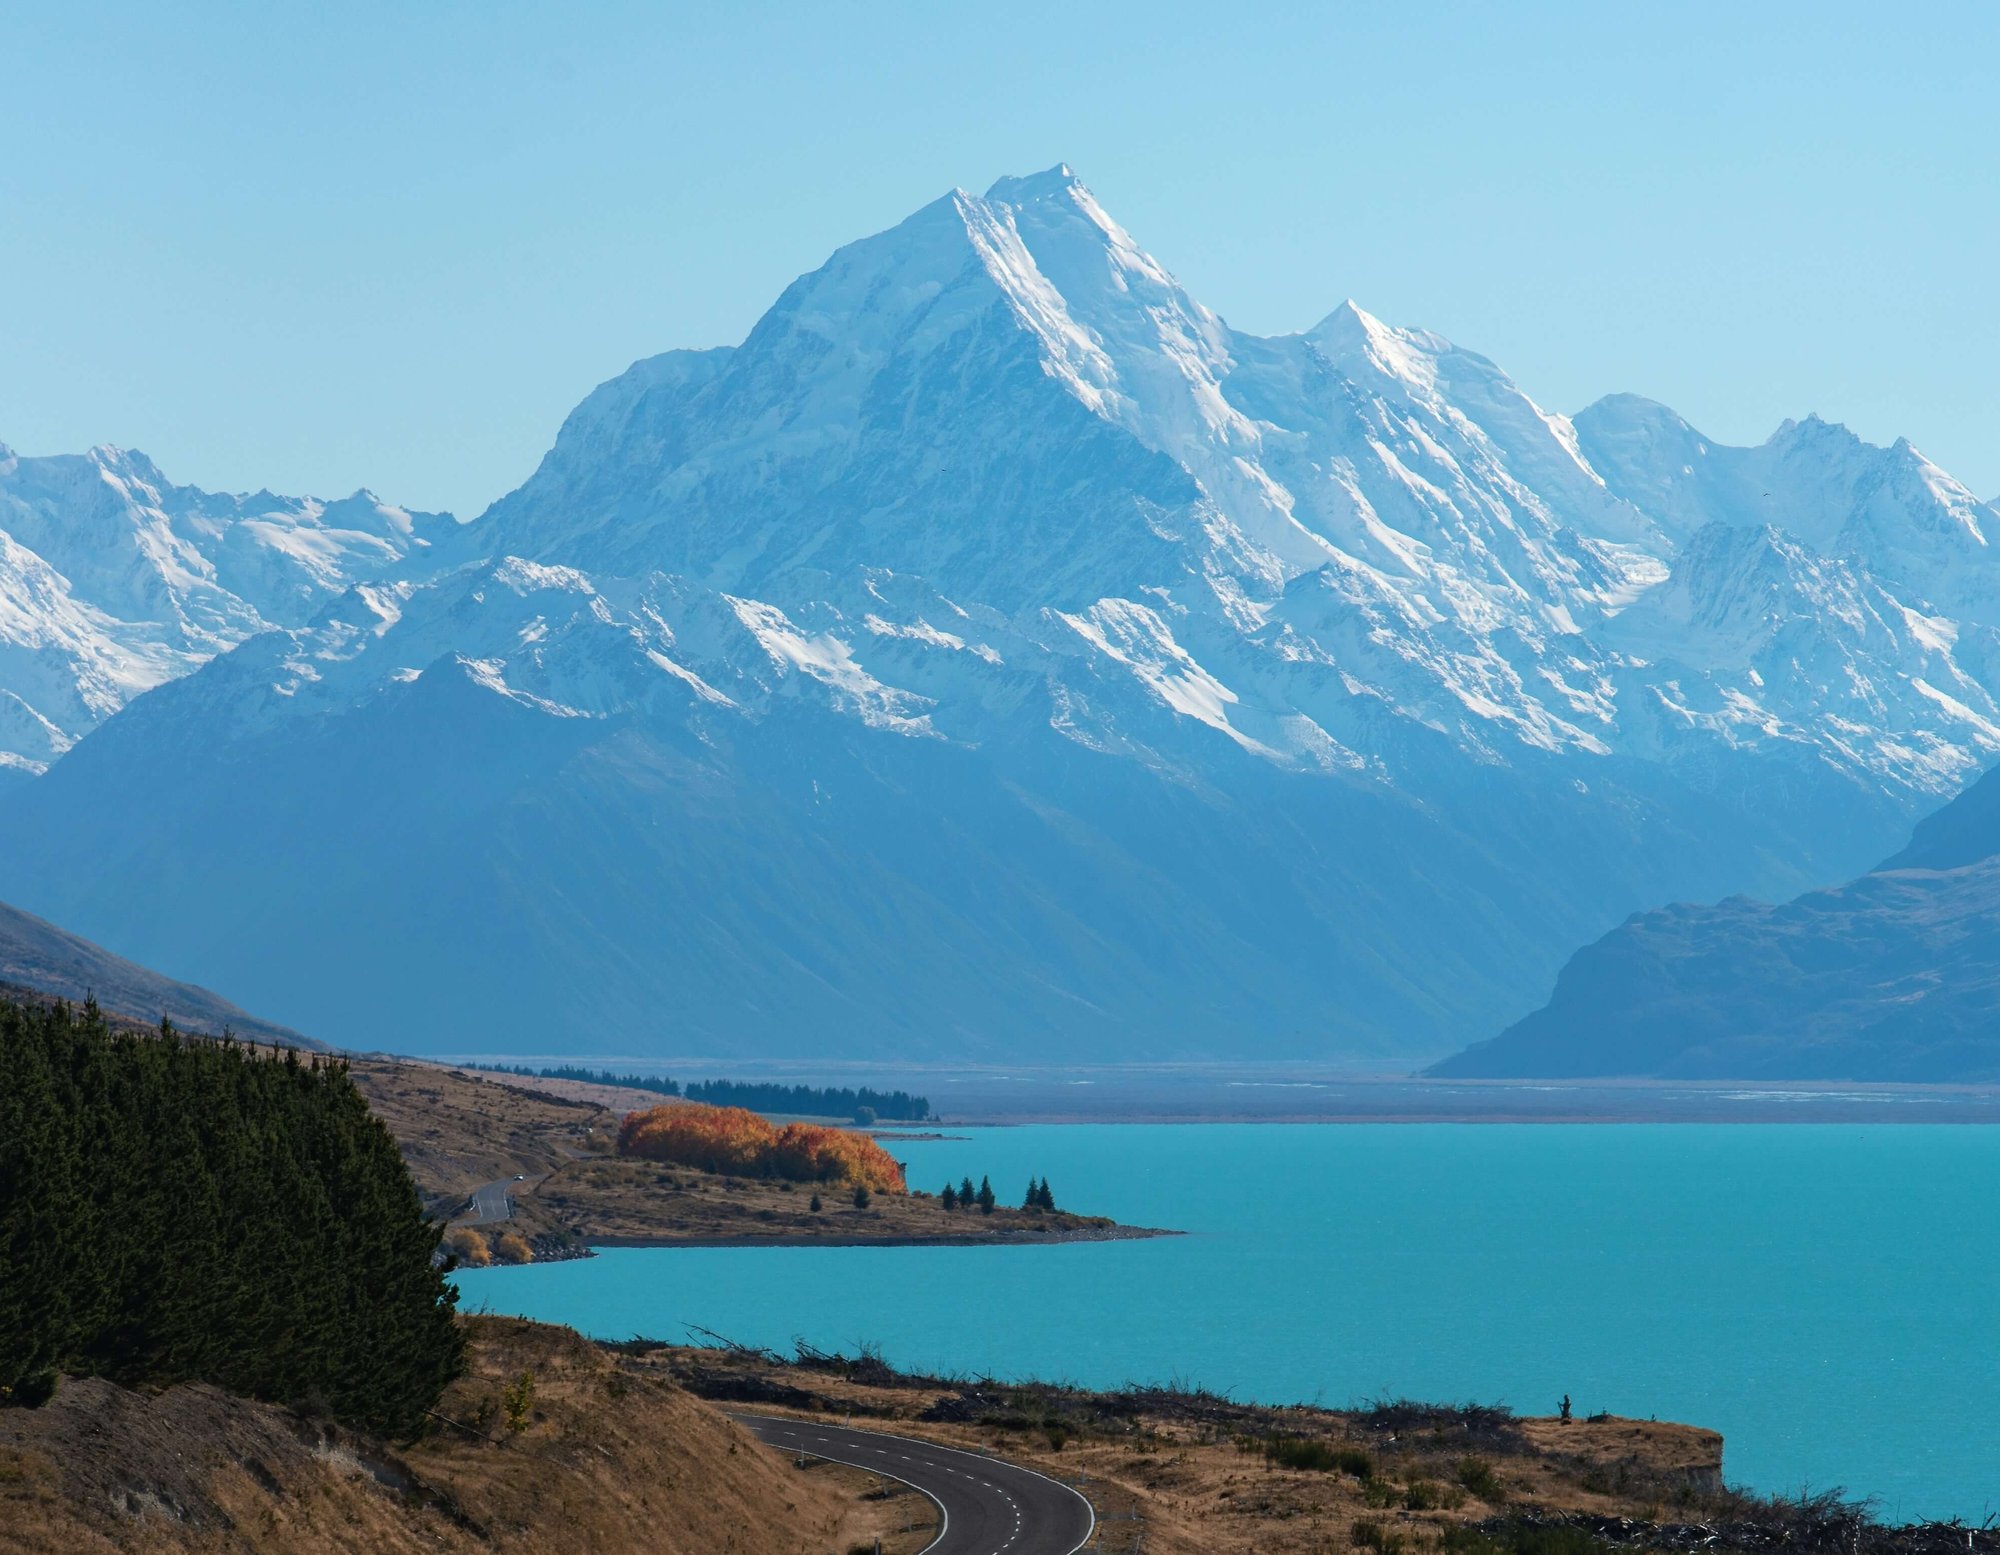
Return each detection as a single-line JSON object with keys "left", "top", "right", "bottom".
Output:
{"left": 618, "top": 1102, "right": 905, "bottom": 1193}
{"left": 618, "top": 1103, "right": 772, "bottom": 1174}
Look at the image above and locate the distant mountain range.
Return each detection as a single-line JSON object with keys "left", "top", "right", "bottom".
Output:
{"left": 4, "top": 166, "right": 1999, "bottom": 1064}
{"left": 1432, "top": 762, "right": 2000, "bottom": 1082}
{"left": 0, "top": 442, "right": 452, "bottom": 780}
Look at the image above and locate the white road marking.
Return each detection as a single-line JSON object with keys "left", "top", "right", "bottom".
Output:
{"left": 734, "top": 1413, "right": 1095, "bottom": 1555}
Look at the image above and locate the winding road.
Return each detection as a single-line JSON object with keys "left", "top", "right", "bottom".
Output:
{"left": 462, "top": 1178, "right": 516, "bottom": 1224}
{"left": 736, "top": 1413, "right": 1096, "bottom": 1555}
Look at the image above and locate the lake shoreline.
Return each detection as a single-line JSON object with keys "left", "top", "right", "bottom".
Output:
{"left": 455, "top": 1120, "right": 2000, "bottom": 1519}
{"left": 577, "top": 1221, "right": 1181, "bottom": 1251}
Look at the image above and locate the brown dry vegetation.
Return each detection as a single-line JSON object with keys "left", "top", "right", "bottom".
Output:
{"left": 345, "top": 1056, "right": 1160, "bottom": 1249}
{"left": 632, "top": 1341, "right": 1756, "bottom": 1555}
{"left": 342, "top": 1059, "right": 606, "bottom": 1216}
{"left": 0, "top": 1317, "right": 925, "bottom": 1555}
{"left": 524, "top": 1151, "right": 1161, "bottom": 1246}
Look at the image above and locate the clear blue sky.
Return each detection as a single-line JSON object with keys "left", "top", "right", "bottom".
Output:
{"left": 3, "top": 1, "right": 1995, "bottom": 517}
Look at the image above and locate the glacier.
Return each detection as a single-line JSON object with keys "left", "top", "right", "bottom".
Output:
{"left": 3, "top": 165, "right": 1998, "bottom": 1062}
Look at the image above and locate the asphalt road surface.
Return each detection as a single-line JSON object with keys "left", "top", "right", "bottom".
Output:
{"left": 736, "top": 1413, "right": 1096, "bottom": 1555}
{"left": 463, "top": 1179, "right": 515, "bottom": 1224}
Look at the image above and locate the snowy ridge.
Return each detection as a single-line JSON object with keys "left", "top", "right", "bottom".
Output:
{"left": 0, "top": 443, "right": 453, "bottom": 769}
{"left": 446, "top": 169, "right": 2000, "bottom": 801}
{"left": 21, "top": 167, "right": 1999, "bottom": 795}
{"left": 11, "top": 169, "right": 1984, "bottom": 795}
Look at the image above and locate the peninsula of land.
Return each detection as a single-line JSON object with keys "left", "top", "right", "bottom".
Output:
{"left": 345, "top": 1057, "right": 1168, "bottom": 1259}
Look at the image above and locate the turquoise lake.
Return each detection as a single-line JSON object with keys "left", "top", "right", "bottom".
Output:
{"left": 457, "top": 1123, "right": 2000, "bottom": 1522}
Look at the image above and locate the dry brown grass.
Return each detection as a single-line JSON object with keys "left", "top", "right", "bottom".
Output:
{"left": 344, "top": 1058, "right": 607, "bottom": 1216}
{"left": 639, "top": 1344, "right": 1733, "bottom": 1555}
{"left": 524, "top": 1152, "right": 1155, "bottom": 1246}
{"left": 345, "top": 1055, "right": 1157, "bottom": 1249}
{"left": 806, "top": 1462, "right": 938, "bottom": 1555}
{"left": 0, "top": 1317, "right": 924, "bottom": 1555}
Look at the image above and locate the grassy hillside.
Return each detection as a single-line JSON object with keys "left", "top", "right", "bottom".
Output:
{"left": 0, "top": 1318, "right": 900, "bottom": 1555}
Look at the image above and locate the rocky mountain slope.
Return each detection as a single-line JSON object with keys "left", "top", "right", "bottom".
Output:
{"left": 0, "top": 897, "right": 317, "bottom": 1048}
{"left": 1433, "top": 763, "right": 2000, "bottom": 1081}
{"left": 4, "top": 167, "right": 1998, "bottom": 1063}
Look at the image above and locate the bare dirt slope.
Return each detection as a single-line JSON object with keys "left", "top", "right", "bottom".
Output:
{"left": 0, "top": 1318, "right": 890, "bottom": 1555}
{"left": 461, "top": 1071, "right": 681, "bottom": 1113}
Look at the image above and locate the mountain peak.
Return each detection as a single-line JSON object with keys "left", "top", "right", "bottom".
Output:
{"left": 1310, "top": 297, "right": 1377, "bottom": 335}
{"left": 1305, "top": 298, "right": 1456, "bottom": 362}
{"left": 1305, "top": 299, "right": 1450, "bottom": 389}
{"left": 1768, "top": 412, "right": 1861, "bottom": 451}
{"left": 87, "top": 444, "right": 172, "bottom": 492}
{"left": 983, "top": 164, "right": 1085, "bottom": 205}
{"left": 1577, "top": 391, "right": 1684, "bottom": 423}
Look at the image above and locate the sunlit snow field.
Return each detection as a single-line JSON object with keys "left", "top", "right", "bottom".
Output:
{"left": 459, "top": 1123, "right": 2000, "bottom": 1522}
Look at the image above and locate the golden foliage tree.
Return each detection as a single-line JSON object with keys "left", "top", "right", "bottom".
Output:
{"left": 618, "top": 1102, "right": 905, "bottom": 1192}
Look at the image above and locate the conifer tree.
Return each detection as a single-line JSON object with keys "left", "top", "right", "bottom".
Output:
{"left": 977, "top": 1175, "right": 996, "bottom": 1214}
{"left": 941, "top": 1183, "right": 958, "bottom": 1210}
{"left": 0, "top": 998, "right": 462, "bottom": 1435}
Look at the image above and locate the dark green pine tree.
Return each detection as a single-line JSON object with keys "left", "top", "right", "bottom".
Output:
{"left": 0, "top": 1000, "right": 78, "bottom": 1404}
{"left": 977, "top": 1175, "right": 996, "bottom": 1215}
{"left": 0, "top": 998, "right": 462, "bottom": 1436}
{"left": 941, "top": 1183, "right": 958, "bottom": 1210}
{"left": 151, "top": 1031, "right": 233, "bottom": 1386}
{"left": 960, "top": 1175, "right": 976, "bottom": 1204}
{"left": 1036, "top": 1178, "right": 1057, "bottom": 1211}
{"left": 315, "top": 1057, "right": 463, "bottom": 1435}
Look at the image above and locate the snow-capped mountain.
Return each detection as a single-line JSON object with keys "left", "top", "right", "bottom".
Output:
{"left": 4, "top": 166, "right": 1998, "bottom": 1063}
{"left": 466, "top": 168, "right": 2000, "bottom": 799}
{"left": 0, "top": 441, "right": 453, "bottom": 775}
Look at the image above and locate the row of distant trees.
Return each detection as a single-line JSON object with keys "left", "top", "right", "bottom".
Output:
{"left": 0, "top": 997, "right": 462, "bottom": 1435}
{"left": 936, "top": 1175, "right": 1059, "bottom": 1213}
{"left": 685, "top": 1080, "right": 931, "bottom": 1122}
{"left": 486, "top": 1063, "right": 931, "bottom": 1122}
{"left": 489, "top": 1062, "right": 680, "bottom": 1098}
